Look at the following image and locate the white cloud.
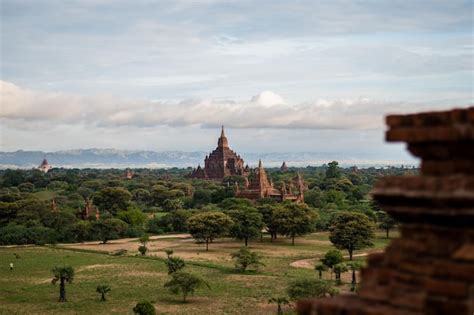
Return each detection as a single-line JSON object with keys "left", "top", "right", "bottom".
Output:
{"left": 1, "top": 81, "right": 463, "bottom": 133}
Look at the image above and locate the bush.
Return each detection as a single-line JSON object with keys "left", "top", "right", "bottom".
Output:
{"left": 287, "top": 279, "right": 337, "bottom": 300}
{"left": 138, "top": 245, "right": 148, "bottom": 256}
{"left": 230, "top": 247, "right": 264, "bottom": 272}
{"left": 166, "top": 256, "right": 185, "bottom": 274}
{"left": 133, "top": 301, "right": 156, "bottom": 315}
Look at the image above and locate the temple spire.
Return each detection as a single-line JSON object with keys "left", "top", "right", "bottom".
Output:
{"left": 217, "top": 125, "right": 229, "bottom": 148}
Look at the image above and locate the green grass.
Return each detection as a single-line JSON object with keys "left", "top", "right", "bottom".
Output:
{"left": 0, "top": 230, "right": 396, "bottom": 314}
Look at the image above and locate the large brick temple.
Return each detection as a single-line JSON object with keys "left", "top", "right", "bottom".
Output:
{"left": 190, "top": 127, "right": 306, "bottom": 202}
{"left": 190, "top": 126, "right": 250, "bottom": 180}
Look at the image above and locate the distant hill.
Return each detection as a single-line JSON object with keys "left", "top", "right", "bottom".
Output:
{"left": 0, "top": 149, "right": 416, "bottom": 169}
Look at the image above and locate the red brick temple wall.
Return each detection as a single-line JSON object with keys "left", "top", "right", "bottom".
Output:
{"left": 297, "top": 107, "right": 474, "bottom": 315}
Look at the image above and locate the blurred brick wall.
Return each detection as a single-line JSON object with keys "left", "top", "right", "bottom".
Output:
{"left": 297, "top": 107, "right": 474, "bottom": 315}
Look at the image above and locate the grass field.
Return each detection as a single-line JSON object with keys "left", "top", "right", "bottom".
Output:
{"left": 0, "top": 231, "right": 395, "bottom": 315}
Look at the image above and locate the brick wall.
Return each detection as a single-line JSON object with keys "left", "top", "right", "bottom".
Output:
{"left": 297, "top": 107, "right": 474, "bottom": 315}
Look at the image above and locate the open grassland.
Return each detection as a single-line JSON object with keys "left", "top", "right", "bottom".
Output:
{"left": 0, "top": 231, "right": 395, "bottom": 315}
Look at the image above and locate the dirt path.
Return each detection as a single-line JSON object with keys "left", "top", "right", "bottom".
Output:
{"left": 57, "top": 233, "right": 191, "bottom": 246}
{"left": 289, "top": 251, "right": 383, "bottom": 269}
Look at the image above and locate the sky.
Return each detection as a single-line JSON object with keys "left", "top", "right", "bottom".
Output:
{"left": 1, "top": 0, "right": 473, "bottom": 163}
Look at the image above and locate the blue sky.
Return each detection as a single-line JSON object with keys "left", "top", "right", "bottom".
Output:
{"left": 1, "top": 0, "right": 472, "bottom": 163}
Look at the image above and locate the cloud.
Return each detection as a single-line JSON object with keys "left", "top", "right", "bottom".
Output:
{"left": 2, "top": 80, "right": 464, "bottom": 132}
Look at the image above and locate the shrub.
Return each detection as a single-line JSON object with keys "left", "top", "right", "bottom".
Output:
{"left": 230, "top": 247, "right": 265, "bottom": 272}
{"left": 287, "top": 279, "right": 337, "bottom": 300}
{"left": 133, "top": 301, "right": 156, "bottom": 315}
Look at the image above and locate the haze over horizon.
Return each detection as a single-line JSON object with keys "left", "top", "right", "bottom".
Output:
{"left": 1, "top": 1, "right": 472, "bottom": 161}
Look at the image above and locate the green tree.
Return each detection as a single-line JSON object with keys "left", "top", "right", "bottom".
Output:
{"left": 162, "top": 199, "right": 184, "bottom": 212}
{"left": 315, "top": 263, "right": 328, "bottom": 279}
{"left": 286, "top": 279, "right": 337, "bottom": 300}
{"left": 376, "top": 211, "right": 397, "bottom": 239}
{"left": 329, "top": 211, "right": 375, "bottom": 260}
{"left": 117, "top": 207, "right": 147, "bottom": 227}
{"left": 227, "top": 207, "right": 263, "bottom": 246}
{"left": 93, "top": 187, "right": 132, "bottom": 215}
{"left": 346, "top": 261, "right": 363, "bottom": 291}
{"left": 164, "top": 272, "right": 210, "bottom": 303}
{"left": 268, "top": 297, "right": 290, "bottom": 315}
{"left": 333, "top": 263, "right": 348, "bottom": 285}
{"left": 325, "top": 161, "right": 341, "bottom": 179}
{"left": 51, "top": 266, "right": 74, "bottom": 302}
{"left": 96, "top": 284, "right": 111, "bottom": 301}
{"left": 321, "top": 249, "right": 343, "bottom": 279}
{"left": 166, "top": 256, "right": 186, "bottom": 274}
{"left": 257, "top": 204, "right": 280, "bottom": 242}
{"left": 133, "top": 301, "right": 156, "bottom": 315}
{"left": 273, "top": 202, "right": 318, "bottom": 245}
{"left": 91, "top": 218, "right": 128, "bottom": 244}
{"left": 186, "top": 211, "right": 233, "bottom": 251}
{"left": 230, "top": 247, "right": 265, "bottom": 272}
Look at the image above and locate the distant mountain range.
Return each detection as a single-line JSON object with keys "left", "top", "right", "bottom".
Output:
{"left": 0, "top": 149, "right": 417, "bottom": 169}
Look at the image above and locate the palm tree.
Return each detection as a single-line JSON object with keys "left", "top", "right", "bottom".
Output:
{"left": 96, "top": 284, "right": 111, "bottom": 301}
{"left": 346, "top": 261, "right": 363, "bottom": 291}
{"left": 332, "top": 263, "right": 348, "bottom": 286}
{"left": 315, "top": 263, "right": 328, "bottom": 279}
{"left": 51, "top": 266, "right": 74, "bottom": 302}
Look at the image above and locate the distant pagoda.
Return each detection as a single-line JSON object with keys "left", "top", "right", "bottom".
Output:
{"left": 38, "top": 158, "right": 51, "bottom": 173}
{"left": 280, "top": 161, "right": 288, "bottom": 172}
{"left": 190, "top": 126, "right": 250, "bottom": 180}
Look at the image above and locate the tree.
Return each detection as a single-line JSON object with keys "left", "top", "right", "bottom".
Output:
{"left": 346, "top": 261, "right": 363, "bottom": 291}
{"left": 227, "top": 207, "right": 263, "bottom": 246}
{"left": 96, "top": 284, "right": 111, "bottom": 301}
{"left": 257, "top": 204, "right": 280, "bottom": 242}
{"left": 93, "top": 187, "right": 132, "bottom": 215}
{"left": 162, "top": 199, "right": 184, "bottom": 212}
{"left": 164, "top": 272, "right": 210, "bottom": 302}
{"left": 230, "top": 247, "right": 265, "bottom": 272}
{"left": 138, "top": 235, "right": 149, "bottom": 255}
{"left": 325, "top": 161, "right": 341, "bottom": 179}
{"left": 268, "top": 297, "right": 290, "bottom": 315}
{"left": 329, "top": 211, "right": 375, "bottom": 260}
{"left": 117, "top": 207, "right": 146, "bottom": 227}
{"left": 315, "top": 263, "right": 328, "bottom": 279}
{"left": 332, "top": 263, "right": 348, "bottom": 285}
{"left": 321, "top": 249, "right": 343, "bottom": 279}
{"left": 91, "top": 218, "right": 128, "bottom": 244}
{"left": 166, "top": 256, "right": 185, "bottom": 274}
{"left": 186, "top": 211, "right": 233, "bottom": 251}
{"left": 273, "top": 202, "right": 318, "bottom": 245}
{"left": 51, "top": 266, "right": 74, "bottom": 302}
{"left": 133, "top": 301, "right": 156, "bottom": 315}
{"left": 286, "top": 279, "right": 337, "bottom": 300}
{"left": 376, "top": 211, "right": 397, "bottom": 239}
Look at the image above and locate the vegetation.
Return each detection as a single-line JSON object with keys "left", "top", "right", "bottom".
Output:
{"left": 0, "top": 163, "right": 405, "bottom": 313}
{"left": 133, "top": 301, "right": 156, "bottom": 315}
{"left": 187, "top": 211, "right": 233, "bottom": 251}
{"left": 96, "top": 284, "right": 111, "bottom": 301}
{"left": 287, "top": 279, "right": 337, "bottom": 300}
{"left": 320, "top": 249, "right": 344, "bottom": 279}
{"left": 346, "top": 261, "right": 363, "bottom": 291}
{"left": 164, "top": 272, "right": 210, "bottom": 303}
{"left": 268, "top": 296, "right": 290, "bottom": 315}
{"left": 332, "top": 263, "right": 348, "bottom": 285}
{"left": 165, "top": 254, "right": 186, "bottom": 274}
{"left": 329, "top": 211, "right": 375, "bottom": 260}
{"left": 51, "top": 266, "right": 74, "bottom": 302}
{"left": 230, "top": 246, "right": 265, "bottom": 272}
